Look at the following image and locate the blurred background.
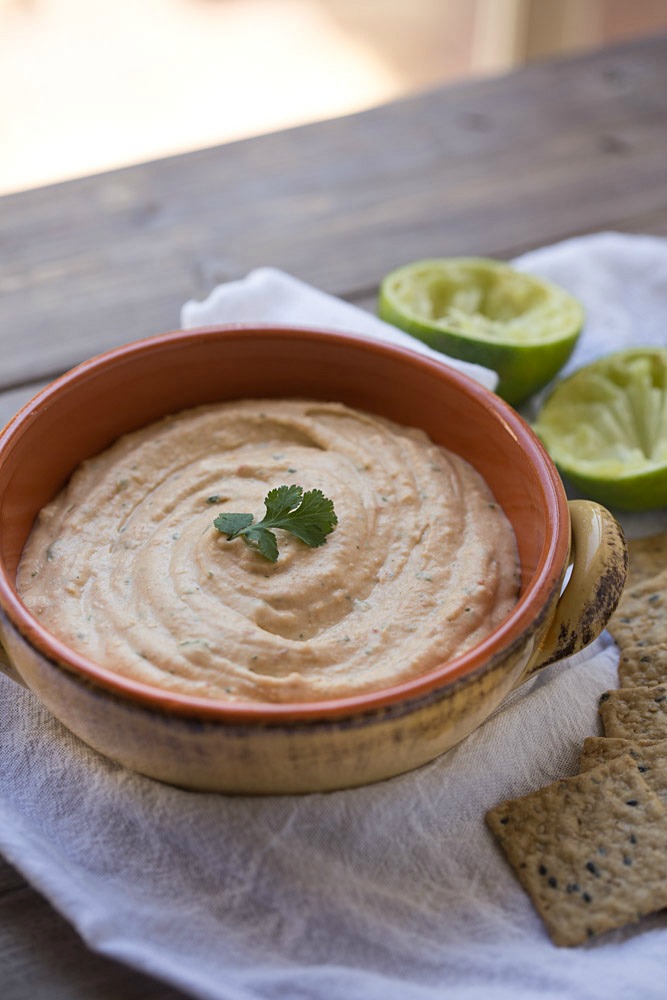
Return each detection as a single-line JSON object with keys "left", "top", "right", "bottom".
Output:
{"left": 2, "top": 0, "right": 667, "bottom": 196}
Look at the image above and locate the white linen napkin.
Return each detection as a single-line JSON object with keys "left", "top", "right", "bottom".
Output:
{"left": 2, "top": 232, "right": 667, "bottom": 1000}
{"left": 181, "top": 265, "right": 498, "bottom": 390}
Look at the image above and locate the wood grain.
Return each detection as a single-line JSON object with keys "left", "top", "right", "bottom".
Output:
{"left": 0, "top": 382, "right": 51, "bottom": 430}
{"left": 1, "top": 34, "right": 666, "bottom": 388}
{"left": 0, "top": 859, "right": 188, "bottom": 1000}
{"left": 1, "top": 30, "right": 667, "bottom": 1000}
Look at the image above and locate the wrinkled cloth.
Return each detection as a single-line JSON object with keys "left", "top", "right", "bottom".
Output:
{"left": 182, "top": 263, "right": 498, "bottom": 390}
{"left": 2, "top": 232, "right": 667, "bottom": 1000}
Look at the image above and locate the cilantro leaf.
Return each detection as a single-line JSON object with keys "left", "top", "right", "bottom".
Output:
{"left": 265, "top": 487, "right": 337, "bottom": 547}
{"left": 262, "top": 484, "right": 306, "bottom": 522}
{"left": 213, "top": 485, "right": 337, "bottom": 563}
{"left": 213, "top": 512, "right": 254, "bottom": 538}
{"left": 242, "top": 525, "right": 279, "bottom": 563}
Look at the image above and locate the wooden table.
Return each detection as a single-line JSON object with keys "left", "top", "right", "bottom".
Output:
{"left": 1, "top": 31, "right": 666, "bottom": 1000}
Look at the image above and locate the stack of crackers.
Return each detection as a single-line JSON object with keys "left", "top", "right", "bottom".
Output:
{"left": 486, "top": 532, "right": 667, "bottom": 947}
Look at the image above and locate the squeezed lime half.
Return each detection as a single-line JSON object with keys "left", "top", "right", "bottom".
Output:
{"left": 534, "top": 348, "right": 667, "bottom": 511}
{"left": 378, "top": 257, "right": 584, "bottom": 405}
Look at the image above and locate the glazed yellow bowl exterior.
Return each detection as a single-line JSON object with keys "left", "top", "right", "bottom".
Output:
{"left": 0, "top": 327, "right": 627, "bottom": 793}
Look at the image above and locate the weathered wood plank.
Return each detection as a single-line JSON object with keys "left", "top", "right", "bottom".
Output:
{"left": 0, "top": 382, "right": 51, "bottom": 430}
{"left": 1, "top": 34, "right": 666, "bottom": 388}
{"left": 0, "top": 856, "right": 27, "bottom": 895}
{"left": 0, "top": 874, "right": 189, "bottom": 999}
{"left": 347, "top": 206, "right": 667, "bottom": 315}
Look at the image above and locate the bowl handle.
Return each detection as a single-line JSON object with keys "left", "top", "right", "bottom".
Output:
{"left": 520, "top": 499, "right": 627, "bottom": 679}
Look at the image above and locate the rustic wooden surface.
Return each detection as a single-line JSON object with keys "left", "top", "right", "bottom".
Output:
{"left": 1, "top": 30, "right": 667, "bottom": 1000}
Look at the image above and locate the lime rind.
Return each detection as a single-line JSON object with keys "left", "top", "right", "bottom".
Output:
{"left": 534, "top": 348, "right": 667, "bottom": 511}
{"left": 378, "top": 258, "right": 584, "bottom": 405}
{"left": 381, "top": 258, "right": 583, "bottom": 345}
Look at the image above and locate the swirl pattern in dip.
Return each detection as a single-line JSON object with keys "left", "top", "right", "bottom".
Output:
{"left": 17, "top": 400, "right": 520, "bottom": 703}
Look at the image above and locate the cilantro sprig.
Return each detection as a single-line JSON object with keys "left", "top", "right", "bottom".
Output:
{"left": 213, "top": 484, "right": 337, "bottom": 563}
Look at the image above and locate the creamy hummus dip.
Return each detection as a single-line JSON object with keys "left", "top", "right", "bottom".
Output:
{"left": 17, "top": 399, "right": 519, "bottom": 703}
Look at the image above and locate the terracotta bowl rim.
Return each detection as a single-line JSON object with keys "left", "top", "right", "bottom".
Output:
{"left": 0, "top": 324, "right": 569, "bottom": 723}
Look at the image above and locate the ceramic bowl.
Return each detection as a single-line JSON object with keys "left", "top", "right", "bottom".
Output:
{"left": 0, "top": 326, "right": 627, "bottom": 793}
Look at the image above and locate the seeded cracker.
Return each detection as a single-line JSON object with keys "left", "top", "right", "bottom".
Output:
{"left": 599, "top": 685, "right": 667, "bottom": 741}
{"left": 579, "top": 737, "right": 667, "bottom": 806}
{"left": 486, "top": 756, "right": 667, "bottom": 947}
{"left": 618, "top": 643, "right": 667, "bottom": 688}
{"left": 607, "top": 568, "right": 667, "bottom": 650}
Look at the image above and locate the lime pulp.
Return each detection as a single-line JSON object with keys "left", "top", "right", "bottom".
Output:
{"left": 534, "top": 348, "right": 667, "bottom": 511}
{"left": 378, "top": 258, "right": 584, "bottom": 405}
